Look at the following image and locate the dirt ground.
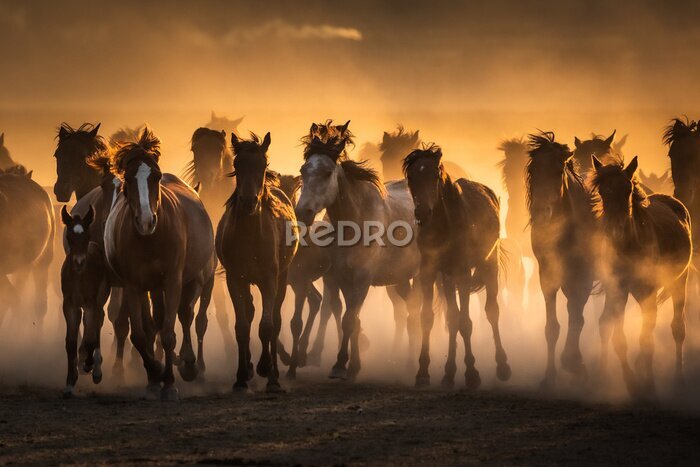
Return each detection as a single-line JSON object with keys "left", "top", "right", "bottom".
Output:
{"left": 1, "top": 374, "right": 699, "bottom": 466}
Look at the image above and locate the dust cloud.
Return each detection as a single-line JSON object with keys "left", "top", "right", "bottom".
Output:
{"left": 1, "top": 0, "right": 700, "bottom": 406}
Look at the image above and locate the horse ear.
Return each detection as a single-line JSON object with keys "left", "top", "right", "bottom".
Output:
{"left": 412, "top": 130, "right": 420, "bottom": 143}
{"left": 623, "top": 156, "right": 638, "bottom": 179}
{"left": 230, "top": 132, "right": 239, "bottom": 147}
{"left": 613, "top": 133, "right": 628, "bottom": 151}
{"left": 592, "top": 155, "right": 603, "bottom": 171}
{"left": 61, "top": 205, "right": 72, "bottom": 226}
{"left": 604, "top": 129, "right": 616, "bottom": 147}
{"left": 220, "top": 130, "right": 226, "bottom": 138}
{"left": 59, "top": 126, "right": 70, "bottom": 141}
{"left": 574, "top": 137, "right": 582, "bottom": 149}
{"left": 84, "top": 205, "right": 95, "bottom": 227}
{"left": 89, "top": 123, "right": 101, "bottom": 138}
{"left": 338, "top": 120, "right": 350, "bottom": 134}
{"left": 0, "top": 133, "right": 4, "bottom": 145}
{"left": 660, "top": 170, "right": 670, "bottom": 183}
{"left": 261, "top": 132, "right": 271, "bottom": 152}
{"left": 382, "top": 131, "right": 390, "bottom": 143}
{"left": 312, "top": 135, "right": 321, "bottom": 145}
{"left": 26, "top": 170, "right": 33, "bottom": 179}
{"left": 310, "top": 123, "right": 318, "bottom": 134}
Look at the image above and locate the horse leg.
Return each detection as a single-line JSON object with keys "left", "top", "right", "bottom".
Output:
{"left": 415, "top": 267, "right": 436, "bottom": 386}
{"left": 347, "top": 278, "right": 371, "bottom": 380}
{"left": 670, "top": 271, "right": 688, "bottom": 387}
{"left": 176, "top": 281, "right": 200, "bottom": 382}
{"left": 159, "top": 278, "right": 182, "bottom": 400}
{"left": 386, "top": 284, "right": 407, "bottom": 356}
{"left": 213, "top": 277, "right": 236, "bottom": 362}
{"left": 539, "top": 268, "right": 560, "bottom": 390}
{"left": 62, "top": 298, "right": 81, "bottom": 397}
{"left": 107, "top": 287, "right": 123, "bottom": 348}
{"left": 635, "top": 291, "right": 657, "bottom": 397}
{"left": 308, "top": 277, "right": 340, "bottom": 366}
{"left": 483, "top": 260, "right": 510, "bottom": 382}
{"left": 330, "top": 277, "right": 370, "bottom": 380}
{"left": 440, "top": 274, "right": 459, "bottom": 387}
{"left": 256, "top": 276, "right": 277, "bottom": 383}
{"left": 125, "top": 288, "right": 161, "bottom": 398}
{"left": 82, "top": 305, "right": 105, "bottom": 384}
{"left": 610, "top": 292, "right": 636, "bottom": 396}
{"left": 32, "top": 263, "right": 49, "bottom": 330}
{"left": 112, "top": 296, "right": 130, "bottom": 380}
{"left": 298, "top": 282, "right": 322, "bottom": 367}
{"left": 560, "top": 278, "right": 590, "bottom": 381}
{"left": 598, "top": 289, "right": 615, "bottom": 381}
{"left": 455, "top": 271, "right": 481, "bottom": 389}
{"left": 286, "top": 282, "right": 306, "bottom": 379}
{"left": 150, "top": 291, "right": 165, "bottom": 362}
{"left": 195, "top": 274, "right": 214, "bottom": 376}
{"left": 269, "top": 273, "right": 287, "bottom": 392}
{"left": 0, "top": 275, "right": 17, "bottom": 326}
{"left": 227, "top": 275, "right": 252, "bottom": 390}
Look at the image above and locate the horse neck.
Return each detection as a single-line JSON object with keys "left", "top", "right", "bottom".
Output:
{"left": 76, "top": 172, "right": 101, "bottom": 200}
{"left": 326, "top": 169, "right": 382, "bottom": 224}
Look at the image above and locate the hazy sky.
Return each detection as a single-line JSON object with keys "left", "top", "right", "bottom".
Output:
{"left": 1, "top": 0, "right": 699, "bottom": 185}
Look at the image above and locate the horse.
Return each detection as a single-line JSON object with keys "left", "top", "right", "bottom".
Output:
{"left": 639, "top": 169, "right": 673, "bottom": 196}
{"left": 53, "top": 123, "right": 106, "bottom": 202}
{"left": 572, "top": 130, "right": 620, "bottom": 177}
{"left": 60, "top": 205, "right": 109, "bottom": 397}
{"left": 498, "top": 138, "right": 530, "bottom": 248}
{"left": 403, "top": 145, "right": 511, "bottom": 388}
{"left": 105, "top": 127, "right": 216, "bottom": 400}
{"left": 0, "top": 165, "right": 54, "bottom": 325}
{"left": 295, "top": 131, "right": 421, "bottom": 380}
{"left": 183, "top": 127, "right": 237, "bottom": 360}
{"left": 206, "top": 111, "right": 245, "bottom": 133}
{"left": 526, "top": 131, "right": 597, "bottom": 388}
{"left": 276, "top": 174, "right": 333, "bottom": 378}
{"left": 591, "top": 155, "right": 691, "bottom": 397}
{"left": 216, "top": 131, "right": 297, "bottom": 391}
{"left": 0, "top": 133, "right": 16, "bottom": 170}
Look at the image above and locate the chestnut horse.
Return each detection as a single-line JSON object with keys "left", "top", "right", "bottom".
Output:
{"left": 105, "top": 127, "right": 216, "bottom": 400}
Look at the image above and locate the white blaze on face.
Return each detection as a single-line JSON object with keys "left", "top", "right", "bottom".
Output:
{"left": 73, "top": 224, "right": 84, "bottom": 234}
{"left": 135, "top": 162, "right": 153, "bottom": 228}
{"left": 298, "top": 154, "right": 339, "bottom": 216}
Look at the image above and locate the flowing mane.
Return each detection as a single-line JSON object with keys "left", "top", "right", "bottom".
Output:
{"left": 110, "top": 127, "right": 161, "bottom": 176}
{"left": 663, "top": 117, "right": 698, "bottom": 146}
{"left": 340, "top": 159, "right": 386, "bottom": 196}
{"left": 86, "top": 153, "right": 113, "bottom": 177}
{"left": 301, "top": 119, "right": 354, "bottom": 159}
{"left": 56, "top": 122, "right": 108, "bottom": 156}
{"left": 497, "top": 137, "right": 528, "bottom": 190}
{"left": 381, "top": 125, "right": 420, "bottom": 153}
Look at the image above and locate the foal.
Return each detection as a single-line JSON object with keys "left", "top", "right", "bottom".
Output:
{"left": 592, "top": 155, "right": 691, "bottom": 396}
{"left": 403, "top": 145, "right": 510, "bottom": 387}
{"left": 216, "top": 132, "right": 298, "bottom": 391}
{"left": 61, "top": 205, "right": 109, "bottom": 397}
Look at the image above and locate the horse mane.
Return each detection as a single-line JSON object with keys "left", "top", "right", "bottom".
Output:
{"left": 590, "top": 161, "right": 649, "bottom": 218}
{"left": 380, "top": 125, "right": 419, "bottom": 152}
{"left": 497, "top": 137, "right": 528, "bottom": 190}
{"left": 401, "top": 143, "right": 442, "bottom": 176}
{"left": 183, "top": 127, "right": 233, "bottom": 185}
{"left": 302, "top": 135, "right": 348, "bottom": 161}
{"left": 663, "top": 117, "right": 698, "bottom": 146}
{"left": 86, "top": 152, "right": 113, "bottom": 177}
{"left": 56, "top": 122, "right": 107, "bottom": 155}
{"left": 109, "top": 125, "right": 144, "bottom": 148}
{"left": 301, "top": 119, "right": 354, "bottom": 159}
{"left": 110, "top": 126, "right": 161, "bottom": 176}
{"left": 340, "top": 159, "right": 386, "bottom": 196}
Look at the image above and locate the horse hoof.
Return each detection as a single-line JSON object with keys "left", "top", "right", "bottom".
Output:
{"left": 161, "top": 386, "right": 179, "bottom": 401}
{"left": 496, "top": 363, "right": 512, "bottom": 381}
{"left": 347, "top": 366, "right": 361, "bottom": 380}
{"left": 177, "top": 361, "right": 198, "bottom": 382}
{"left": 297, "top": 352, "right": 307, "bottom": 368}
{"left": 232, "top": 381, "right": 248, "bottom": 392}
{"left": 266, "top": 381, "right": 285, "bottom": 394}
{"left": 92, "top": 369, "right": 103, "bottom": 385}
{"left": 465, "top": 370, "right": 481, "bottom": 390}
{"left": 440, "top": 375, "right": 455, "bottom": 388}
{"left": 329, "top": 366, "right": 348, "bottom": 380}
{"left": 62, "top": 385, "right": 75, "bottom": 398}
{"left": 415, "top": 374, "right": 430, "bottom": 387}
{"left": 256, "top": 361, "right": 271, "bottom": 378}
{"left": 146, "top": 383, "right": 161, "bottom": 400}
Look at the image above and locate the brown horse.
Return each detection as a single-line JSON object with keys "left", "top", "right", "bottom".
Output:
{"left": 0, "top": 133, "right": 16, "bottom": 170}
{"left": 592, "top": 155, "right": 691, "bottom": 397}
{"left": 216, "top": 131, "right": 297, "bottom": 391}
{"left": 527, "top": 132, "right": 597, "bottom": 388}
{"left": 53, "top": 123, "right": 106, "bottom": 202}
{"left": 0, "top": 165, "right": 54, "bottom": 325}
{"left": 60, "top": 205, "right": 109, "bottom": 397}
{"left": 403, "top": 145, "right": 510, "bottom": 387}
{"left": 572, "top": 130, "right": 620, "bottom": 177}
{"left": 183, "top": 127, "right": 236, "bottom": 360}
{"left": 105, "top": 127, "right": 216, "bottom": 400}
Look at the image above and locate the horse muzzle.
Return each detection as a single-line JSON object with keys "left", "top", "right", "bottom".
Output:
{"left": 134, "top": 213, "right": 158, "bottom": 236}
{"left": 54, "top": 183, "right": 72, "bottom": 203}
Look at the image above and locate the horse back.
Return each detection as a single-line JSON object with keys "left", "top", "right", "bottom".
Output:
{"left": 646, "top": 194, "right": 692, "bottom": 264}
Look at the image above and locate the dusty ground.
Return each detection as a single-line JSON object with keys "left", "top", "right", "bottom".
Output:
{"left": 1, "top": 375, "right": 699, "bottom": 466}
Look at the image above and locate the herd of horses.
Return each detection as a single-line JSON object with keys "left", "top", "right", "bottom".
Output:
{"left": 0, "top": 115, "right": 697, "bottom": 401}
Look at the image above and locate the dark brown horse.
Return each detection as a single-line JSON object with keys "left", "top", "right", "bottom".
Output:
{"left": 60, "top": 205, "right": 109, "bottom": 397}
{"left": 216, "top": 131, "right": 297, "bottom": 391}
{"left": 526, "top": 132, "right": 596, "bottom": 388}
{"left": 0, "top": 133, "right": 16, "bottom": 170}
{"left": 572, "top": 130, "right": 619, "bottom": 176}
{"left": 0, "top": 165, "right": 54, "bottom": 324}
{"left": 592, "top": 155, "right": 691, "bottom": 397}
{"left": 403, "top": 145, "right": 510, "bottom": 387}
{"left": 105, "top": 128, "right": 216, "bottom": 400}
{"left": 53, "top": 123, "right": 106, "bottom": 202}
{"left": 183, "top": 127, "right": 236, "bottom": 360}
{"left": 276, "top": 174, "right": 333, "bottom": 378}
